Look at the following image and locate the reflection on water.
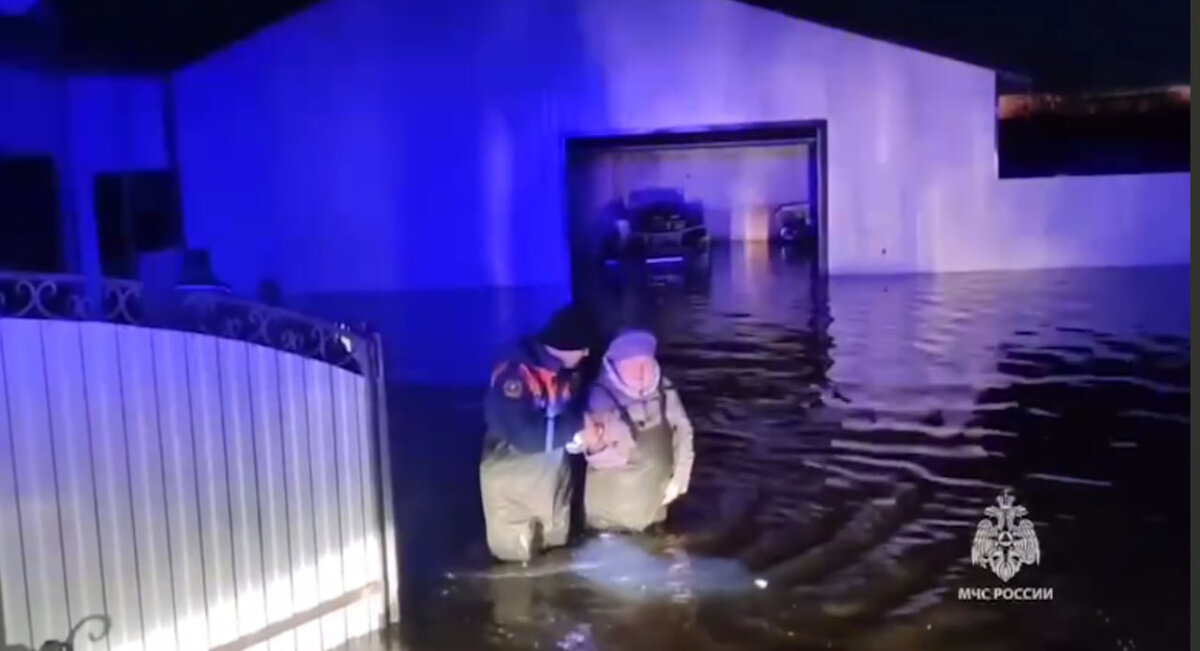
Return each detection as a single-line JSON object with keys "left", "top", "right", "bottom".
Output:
{"left": 389, "top": 244, "right": 1188, "bottom": 651}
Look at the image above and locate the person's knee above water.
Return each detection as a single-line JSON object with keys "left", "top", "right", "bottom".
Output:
{"left": 583, "top": 329, "right": 695, "bottom": 532}
{"left": 479, "top": 302, "right": 602, "bottom": 563}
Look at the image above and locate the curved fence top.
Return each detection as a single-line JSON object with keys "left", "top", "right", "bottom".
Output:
{"left": 0, "top": 272, "right": 376, "bottom": 376}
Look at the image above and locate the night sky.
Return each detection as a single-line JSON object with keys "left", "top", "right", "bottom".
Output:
{"left": 0, "top": 0, "right": 1191, "bottom": 89}
{"left": 747, "top": 0, "right": 1190, "bottom": 92}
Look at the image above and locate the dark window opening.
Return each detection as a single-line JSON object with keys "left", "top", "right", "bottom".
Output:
{"left": 995, "top": 82, "right": 1190, "bottom": 178}
{"left": 94, "top": 170, "right": 184, "bottom": 279}
{"left": 0, "top": 156, "right": 64, "bottom": 273}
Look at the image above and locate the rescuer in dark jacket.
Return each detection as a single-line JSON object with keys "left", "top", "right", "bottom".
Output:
{"left": 480, "top": 303, "right": 602, "bottom": 562}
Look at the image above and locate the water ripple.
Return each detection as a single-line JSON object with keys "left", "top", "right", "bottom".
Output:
{"left": 408, "top": 248, "right": 1188, "bottom": 651}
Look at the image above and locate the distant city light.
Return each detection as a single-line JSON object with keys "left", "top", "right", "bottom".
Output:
{"left": 997, "top": 85, "right": 1190, "bottom": 119}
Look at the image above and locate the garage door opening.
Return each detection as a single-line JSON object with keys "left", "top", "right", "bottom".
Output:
{"left": 564, "top": 121, "right": 828, "bottom": 297}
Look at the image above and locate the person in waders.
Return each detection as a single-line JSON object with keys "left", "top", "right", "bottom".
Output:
{"left": 583, "top": 329, "right": 695, "bottom": 532}
{"left": 480, "top": 303, "right": 605, "bottom": 562}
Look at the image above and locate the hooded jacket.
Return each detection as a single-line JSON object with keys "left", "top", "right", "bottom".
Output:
{"left": 584, "top": 333, "right": 695, "bottom": 493}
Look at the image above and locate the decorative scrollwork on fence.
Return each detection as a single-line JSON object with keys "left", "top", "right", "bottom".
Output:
{"left": 0, "top": 273, "right": 373, "bottom": 375}
{"left": 0, "top": 275, "right": 90, "bottom": 321}
{"left": 176, "top": 291, "right": 368, "bottom": 373}
{"left": 35, "top": 613, "right": 111, "bottom": 651}
{"left": 103, "top": 280, "right": 142, "bottom": 325}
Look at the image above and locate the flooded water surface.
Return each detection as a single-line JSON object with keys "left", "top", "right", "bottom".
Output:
{"left": 386, "top": 245, "right": 1189, "bottom": 651}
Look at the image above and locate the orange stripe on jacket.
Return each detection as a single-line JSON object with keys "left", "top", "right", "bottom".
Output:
{"left": 494, "top": 361, "right": 571, "bottom": 405}
{"left": 518, "top": 365, "right": 573, "bottom": 404}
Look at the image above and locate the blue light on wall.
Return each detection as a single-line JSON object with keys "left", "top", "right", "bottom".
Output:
{"left": 164, "top": 0, "right": 1189, "bottom": 384}
{"left": 173, "top": 0, "right": 1189, "bottom": 302}
{"left": 0, "top": 0, "right": 38, "bottom": 15}
{"left": 0, "top": 67, "right": 169, "bottom": 285}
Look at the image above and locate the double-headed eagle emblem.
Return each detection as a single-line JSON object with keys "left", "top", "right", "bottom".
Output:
{"left": 970, "top": 490, "right": 1041, "bottom": 582}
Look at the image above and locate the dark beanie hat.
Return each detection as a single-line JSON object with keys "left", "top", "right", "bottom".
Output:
{"left": 538, "top": 302, "right": 596, "bottom": 351}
